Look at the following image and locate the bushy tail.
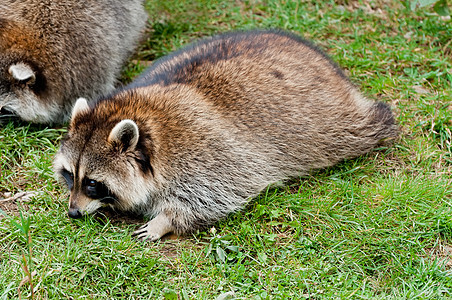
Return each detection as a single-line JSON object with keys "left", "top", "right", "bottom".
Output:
{"left": 368, "top": 101, "right": 397, "bottom": 143}
{"left": 333, "top": 100, "right": 397, "bottom": 161}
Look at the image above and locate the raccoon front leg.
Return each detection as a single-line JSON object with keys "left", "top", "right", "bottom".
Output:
{"left": 132, "top": 212, "right": 174, "bottom": 241}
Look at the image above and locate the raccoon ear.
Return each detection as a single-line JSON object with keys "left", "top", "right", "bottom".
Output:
{"left": 71, "top": 98, "right": 90, "bottom": 119}
{"left": 108, "top": 119, "right": 139, "bottom": 151}
{"left": 9, "top": 63, "right": 35, "bottom": 84}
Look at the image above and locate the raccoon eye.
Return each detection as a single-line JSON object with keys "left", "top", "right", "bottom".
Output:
{"left": 83, "top": 178, "right": 110, "bottom": 200}
{"left": 61, "top": 169, "right": 74, "bottom": 190}
{"left": 87, "top": 180, "right": 97, "bottom": 187}
{"left": 85, "top": 179, "right": 98, "bottom": 196}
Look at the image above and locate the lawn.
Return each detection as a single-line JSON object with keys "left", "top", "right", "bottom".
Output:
{"left": 1, "top": 0, "right": 451, "bottom": 299}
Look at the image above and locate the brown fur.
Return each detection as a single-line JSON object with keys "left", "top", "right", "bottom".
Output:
{"left": 54, "top": 30, "right": 397, "bottom": 241}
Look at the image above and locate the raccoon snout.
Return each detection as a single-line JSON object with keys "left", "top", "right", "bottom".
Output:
{"left": 68, "top": 207, "right": 82, "bottom": 219}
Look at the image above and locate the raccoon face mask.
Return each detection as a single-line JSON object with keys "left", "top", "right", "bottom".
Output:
{"left": 54, "top": 98, "right": 154, "bottom": 219}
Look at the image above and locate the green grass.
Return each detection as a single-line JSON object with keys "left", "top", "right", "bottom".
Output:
{"left": 1, "top": 0, "right": 452, "bottom": 298}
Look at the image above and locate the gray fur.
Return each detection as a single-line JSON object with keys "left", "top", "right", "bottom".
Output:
{"left": 54, "top": 30, "right": 397, "bottom": 241}
{"left": 0, "top": 0, "right": 147, "bottom": 124}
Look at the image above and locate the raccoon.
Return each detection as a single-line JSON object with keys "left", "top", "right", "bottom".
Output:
{"left": 0, "top": 0, "right": 147, "bottom": 124}
{"left": 53, "top": 30, "right": 397, "bottom": 241}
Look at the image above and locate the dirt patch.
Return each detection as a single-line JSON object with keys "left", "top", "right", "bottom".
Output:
{"left": 94, "top": 206, "right": 183, "bottom": 239}
{"left": 426, "top": 242, "right": 452, "bottom": 269}
{"left": 94, "top": 206, "right": 185, "bottom": 258}
{"left": 0, "top": 191, "right": 38, "bottom": 218}
{"left": 158, "top": 240, "right": 184, "bottom": 259}
{"left": 0, "top": 199, "right": 23, "bottom": 218}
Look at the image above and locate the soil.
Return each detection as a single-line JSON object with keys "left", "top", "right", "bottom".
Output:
{"left": 0, "top": 191, "right": 32, "bottom": 218}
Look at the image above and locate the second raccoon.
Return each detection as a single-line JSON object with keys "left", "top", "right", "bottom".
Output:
{"left": 54, "top": 30, "right": 397, "bottom": 241}
{"left": 0, "top": 0, "right": 147, "bottom": 124}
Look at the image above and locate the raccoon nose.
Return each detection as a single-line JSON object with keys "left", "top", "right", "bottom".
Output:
{"left": 68, "top": 208, "right": 82, "bottom": 219}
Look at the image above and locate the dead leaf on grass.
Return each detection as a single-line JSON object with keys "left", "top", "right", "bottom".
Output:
{"left": 18, "top": 270, "right": 37, "bottom": 288}
{"left": 412, "top": 85, "right": 431, "bottom": 95}
{"left": 0, "top": 191, "right": 42, "bottom": 218}
{"left": 0, "top": 191, "right": 42, "bottom": 203}
{"left": 404, "top": 31, "right": 414, "bottom": 40}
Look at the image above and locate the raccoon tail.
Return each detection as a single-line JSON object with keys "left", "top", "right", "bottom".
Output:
{"left": 367, "top": 101, "right": 397, "bottom": 143}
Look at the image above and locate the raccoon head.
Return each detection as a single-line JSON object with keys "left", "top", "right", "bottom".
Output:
{"left": 0, "top": 19, "right": 58, "bottom": 123}
{"left": 53, "top": 98, "right": 155, "bottom": 219}
{"left": 0, "top": 58, "right": 55, "bottom": 123}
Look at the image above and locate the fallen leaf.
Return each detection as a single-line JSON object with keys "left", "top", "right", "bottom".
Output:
{"left": 18, "top": 270, "right": 37, "bottom": 288}
{"left": 412, "top": 85, "right": 430, "bottom": 94}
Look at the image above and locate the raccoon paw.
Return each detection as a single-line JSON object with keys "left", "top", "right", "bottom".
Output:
{"left": 131, "top": 212, "right": 174, "bottom": 242}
